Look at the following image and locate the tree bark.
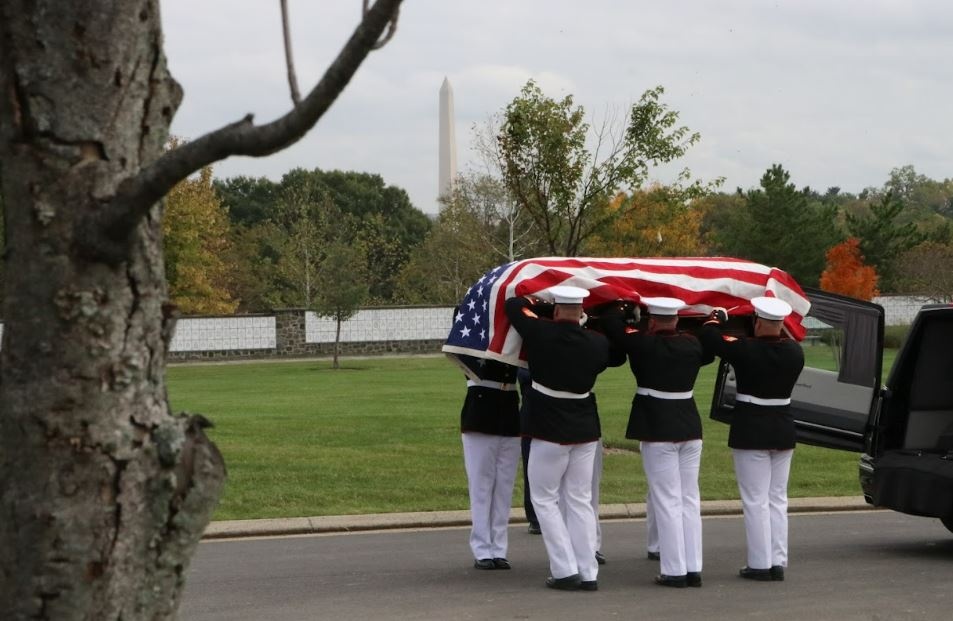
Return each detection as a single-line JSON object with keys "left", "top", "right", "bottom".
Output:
{"left": 333, "top": 315, "right": 342, "bottom": 369}
{"left": 0, "top": 1, "right": 402, "bottom": 615}
{"left": 0, "top": 2, "right": 226, "bottom": 619}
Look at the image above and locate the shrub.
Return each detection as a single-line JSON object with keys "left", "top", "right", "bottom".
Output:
{"left": 884, "top": 324, "right": 911, "bottom": 349}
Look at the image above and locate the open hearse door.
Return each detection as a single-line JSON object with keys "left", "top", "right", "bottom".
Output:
{"left": 863, "top": 303, "right": 953, "bottom": 532}
{"left": 709, "top": 287, "right": 884, "bottom": 453}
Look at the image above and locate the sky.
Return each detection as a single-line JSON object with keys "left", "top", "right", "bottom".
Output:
{"left": 162, "top": 0, "right": 953, "bottom": 214}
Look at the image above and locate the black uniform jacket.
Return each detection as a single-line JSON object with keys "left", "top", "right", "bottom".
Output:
{"left": 505, "top": 296, "right": 611, "bottom": 445}
{"left": 460, "top": 359, "right": 520, "bottom": 437}
{"left": 699, "top": 324, "right": 805, "bottom": 450}
{"left": 603, "top": 311, "right": 715, "bottom": 442}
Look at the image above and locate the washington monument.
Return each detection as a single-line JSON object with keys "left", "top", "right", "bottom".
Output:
{"left": 438, "top": 77, "right": 457, "bottom": 201}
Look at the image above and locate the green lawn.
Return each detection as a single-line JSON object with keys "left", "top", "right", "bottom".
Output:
{"left": 167, "top": 346, "right": 897, "bottom": 521}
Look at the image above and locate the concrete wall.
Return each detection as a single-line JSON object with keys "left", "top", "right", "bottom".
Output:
{"left": 0, "top": 296, "right": 939, "bottom": 359}
{"left": 871, "top": 295, "right": 938, "bottom": 326}
{"left": 164, "top": 306, "right": 455, "bottom": 362}
{"left": 170, "top": 315, "right": 276, "bottom": 351}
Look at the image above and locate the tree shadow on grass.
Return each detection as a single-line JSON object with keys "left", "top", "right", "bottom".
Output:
{"left": 305, "top": 365, "right": 371, "bottom": 372}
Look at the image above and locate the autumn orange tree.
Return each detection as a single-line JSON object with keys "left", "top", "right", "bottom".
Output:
{"left": 819, "top": 237, "right": 879, "bottom": 300}
{"left": 163, "top": 162, "right": 238, "bottom": 315}
{"left": 587, "top": 185, "right": 709, "bottom": 257}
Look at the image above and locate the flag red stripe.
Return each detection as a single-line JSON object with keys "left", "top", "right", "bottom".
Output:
{"left": 485, "top": 257, "right": 810, "bottom": 357}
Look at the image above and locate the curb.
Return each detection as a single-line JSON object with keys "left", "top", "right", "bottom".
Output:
{"left": 202, "top": 496, "right": 873, "bottom": 540}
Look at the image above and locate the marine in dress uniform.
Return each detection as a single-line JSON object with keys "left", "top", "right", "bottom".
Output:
{"left": 522, "top": 366, "right": 609, "bottom": 565}
{"left": 603, "top": 297, "right": 715, "bottom": 588}
{"left": 460, "top": 358, "right": 522, "bottom": 570}
{"left": 699, "top": 297, "right": 805, "bottom": 582}
{"left": 505, "top": 285, "right": 612, "bottom": 592}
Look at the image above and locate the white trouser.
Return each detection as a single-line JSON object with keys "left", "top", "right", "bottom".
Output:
{"left": 592, "top": 440, "right": 603, "bottom": 550}
{"left": 563, "top": 439, "right": 603, "bottom": 550}
{"left": 529, "top": 439, "right": 599, "bottom": 581}
{"left": 645, "top": 497, "right": 659, "bottom": 555}
{"left": 462, "top": 432, "right": 521, "bottom": 560}
{"left": 641, "top": 440, "right": 703, "bottom": 576}
{"left": 732, "top": 449, "right": 794, "bottom": 570}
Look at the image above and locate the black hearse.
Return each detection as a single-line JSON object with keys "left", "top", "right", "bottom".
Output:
{"left": 710, "top": 289, "right": 953, "bottom": 534}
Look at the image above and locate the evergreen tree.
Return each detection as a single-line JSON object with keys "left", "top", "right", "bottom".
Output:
{"left": 714, "top": 164, "right": 842, "bottom": 286}
{"left": 845, "top": 192, "right": 925, "bottom": 291}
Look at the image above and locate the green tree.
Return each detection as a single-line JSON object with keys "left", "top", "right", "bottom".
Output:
{"left": 469, "top": 119, "right": 544, "bottom": 261}
{"left": 446, "top": 172, "right": 542, "bottom": 262}
{"left": 280, "top": 168, "right": 428, "bottom": 301}
{"left": 219, "top": 168, "right": 430, "bottom": 302}
{"left": 711, "top": 165, "right": 842, "bottom": 286}
{"left": 214, "top": 175, "right": 278, "bottom": 227}
{"left": 312, "top": 241, "right": 370, "bottom": 369}
{"left": 163, "top": 160, "right": 238, "bottom": 314}
{"left": 227, "top": 221, "right": 290, "bottom": 312}
{"left": 395, "top": 198, "right": 496, "bottom": 304}
{"left": 300, "top": 169, "right": 430, "bottom": 248}
{"left": 354, "top": 211, "right": 407, "bottom": 302}
{"left": 845, "top": 192, "right": 925, "bottom": 292}
{"left": 698, "top": 190, "right": 746, "bottom": 251}
{"left": 884, "top": 165, "right": 953, "bottom": 218}
{"left": 894, "top": 241, "right": 953, "bottom": 302}
{"left": 498, "top": 81, "right": 708, "bottom": 256}
{"left": 272, "top": 179, "right": 337, "bottom": 308}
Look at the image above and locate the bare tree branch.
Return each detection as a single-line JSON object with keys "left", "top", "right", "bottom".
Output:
{"left": 81, "top": 0, "right": 403, "bottom": 263}
{"left": 363, "top": 0, "right": 400, "bottom": 49}
{"left": 280, "top": 0, "right": 302, "bottom": 106}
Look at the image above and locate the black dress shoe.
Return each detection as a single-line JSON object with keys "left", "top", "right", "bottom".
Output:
{"left": 595, "top": 550, "right": 606, "bottom": 565}
{"left": 492, "top": 558, "right": 511, "bottom": 570}
{"left": 654, "top": 574, "right": 687, "bottom": 588}
{"left": 545, "top": 574, "right": 581, "bottom": 590}
{"left": 770, "top": 565, "right": 785, "bottom": 581}
{"left": 527, "top": 524, "right": 542, "bottom": 535}
{"left": 579, "top": 580, "right": 598, "bottom": 591}
{"left": 738, "top": 566, "right": 773, "bottom": 581}
{"left": 686, "top": 572, "right": 702, "bottom": 588}
{"left": 647, "top": 551, "right": 660, "bottom": 561}
{"left": 474, "top": 558, "right": 496, "bottom": 570}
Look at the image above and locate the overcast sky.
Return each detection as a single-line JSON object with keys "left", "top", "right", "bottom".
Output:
{"left": 163, "top": 0, "right": 953, "bottom": 214}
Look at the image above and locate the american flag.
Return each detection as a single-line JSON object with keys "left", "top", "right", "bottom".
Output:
{"left": 443, "top": 256, "right": 811, "bottom": 371}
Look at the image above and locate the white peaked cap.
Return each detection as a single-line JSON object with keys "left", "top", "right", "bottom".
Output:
{"left": 752, "top": 296, "right": 792, "bottom": 321}
{"left": 642, "top": 296, "right": 685, "bottom": 316}
{"left": 548, "top": 285, "right": 590, "bottom": 305}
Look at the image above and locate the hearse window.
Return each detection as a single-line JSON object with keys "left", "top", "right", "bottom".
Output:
{"left": 802, "top": 316, "right": 842, "bottom": 373}
{"left": 908, "top": 319, "right": 953, "bottom": 410}
{"left": 802, "top": 292, "right": 882, "bottom": 388}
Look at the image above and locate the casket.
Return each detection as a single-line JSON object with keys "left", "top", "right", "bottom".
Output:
{"left": 443, "top": 256, "right": 810, "bottom": 376}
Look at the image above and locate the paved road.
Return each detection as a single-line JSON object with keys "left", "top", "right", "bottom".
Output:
{"left": 181, "top": 511, "right": 953, "bottom": 621}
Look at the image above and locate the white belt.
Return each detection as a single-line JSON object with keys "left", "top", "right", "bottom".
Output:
{"left": 636, "top": 387, "right": 694, "bottom": 400}
{"left": 736, "top": 393, "right": 791, "bottom": 406}
{"left": 467, "top": 379, "right": 516, "bottom": 391}
{"left": 531, "top": 381, "right": 590, "bottom": 400}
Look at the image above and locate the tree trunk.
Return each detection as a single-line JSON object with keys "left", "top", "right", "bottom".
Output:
{"left": 0, "top": 3, "right": 225, "bottom": 619}
{"left": 333, "top": 314, "right": 342, "bottom": 369}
